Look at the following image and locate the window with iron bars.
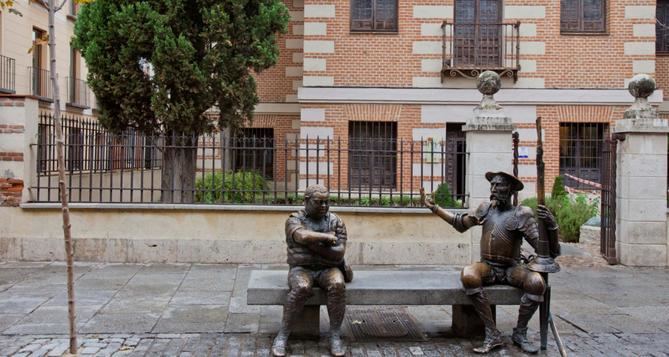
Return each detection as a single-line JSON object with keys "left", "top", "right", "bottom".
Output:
{"left": 348, "top": 121, "right": 397, "bottom": 190}
{"left": 559, "top": 123, "right": 608, "bottom": 189}
{"left": 231, "top": 128, "right": 274, "bottom": 180}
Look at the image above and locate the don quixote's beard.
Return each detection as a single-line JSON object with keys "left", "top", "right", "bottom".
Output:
{"left": 490, "top": 194, "right": 510, "bottom": 208}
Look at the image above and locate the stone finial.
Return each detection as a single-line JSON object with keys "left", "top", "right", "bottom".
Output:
{"left": 475, "top": 71, "right": 502, "bottom": 112}
{"left": 624, "top": 74, "right": 657, "bottom": 120}
{"left": 464, "top": 71, "right": 513, "bottom": 132}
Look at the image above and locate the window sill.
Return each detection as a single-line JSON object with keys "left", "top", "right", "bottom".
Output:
{"left": 350, "top": 30, "right": 399, "bottom": 35}
{"left": 66, "top": 102, "right": 90, "bottom": 110}
{"left": 560, "top": 31, "right": 609, "bottom": 36}
{"left": 656, "top": 52, "right": 669, "bottom": 57}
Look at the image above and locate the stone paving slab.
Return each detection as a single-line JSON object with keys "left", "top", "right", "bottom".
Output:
{"left": 0, "top": 259, "right": 666, "bottom": 355}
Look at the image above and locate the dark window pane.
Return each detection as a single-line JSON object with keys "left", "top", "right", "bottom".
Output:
{"left": 561, "top": 0, "right": 606, "bottom": 33}
{"left": 559, "top": 123, "right": 607, "bottom": 189}
{"left": 351, "top": 0, "right": 396, "bottom": 32}
{"left": 232, "top": 128, "right": 274, "bottom": 180}
{"left": 349, "top": 122, "right": 397, "bottom": 189}
{"left": 657, "top": 0, "right": 669, "bottom": 52}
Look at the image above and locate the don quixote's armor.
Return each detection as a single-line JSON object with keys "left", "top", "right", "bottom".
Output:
{"left": 422, "top": 171, "right": 560, "bottom": 354}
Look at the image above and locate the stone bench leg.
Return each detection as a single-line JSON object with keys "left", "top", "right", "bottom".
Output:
{"left": 291, "top": 305, "right": 320, "bottom": 340}
{"left": 452, "top": 305, "right": 497, "bottom": 337}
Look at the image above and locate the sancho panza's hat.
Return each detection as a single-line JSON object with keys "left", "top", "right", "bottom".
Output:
{"left": 485, "top": 171, "right": 524, "bottom": 192}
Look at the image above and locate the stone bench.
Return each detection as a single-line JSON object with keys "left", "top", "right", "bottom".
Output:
{"left": 247, "top": 270, "right": 523, "bottom": 338}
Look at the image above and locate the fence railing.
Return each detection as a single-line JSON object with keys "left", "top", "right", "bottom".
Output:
{"left": 32, "top": 115, "right": 468, "bottom": 207}
{"left": 66, "top": 77, "right": 91, "bottom": 108}
{"left": 28, "top": 67, "right": 52, "bottom": 99}
{"left": 441, "top": 21, "right": 520, "bottom": 82}
{"left": 0, "top": 55, "right": 16, "bottom": 94}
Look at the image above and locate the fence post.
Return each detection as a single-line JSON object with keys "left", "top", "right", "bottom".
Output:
{"left": 0, "top": 96, "right": 39, "bottom": 206}
{"left": 613, "top": 75, "right": 669, "bottom": 267}
{"left": 462, "top": 71, "right": 515, "bottom": 263}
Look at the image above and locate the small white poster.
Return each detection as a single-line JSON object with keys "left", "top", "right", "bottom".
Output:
{"left": 518, "top": 146, "right": 530, "bottom": 159}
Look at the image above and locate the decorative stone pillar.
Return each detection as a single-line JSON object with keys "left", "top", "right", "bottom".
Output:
{"left": 614, "top": 74, "right": 669, "bottom": 266}
{"left": 0, "top": 97, "right": 39, "bottom": 206}
{"left": 463, "top": 71, "right": 514, "bottom": 262}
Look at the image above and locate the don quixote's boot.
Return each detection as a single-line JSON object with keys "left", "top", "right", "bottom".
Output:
{"left": 469, "top": 291, "right": 504, "bottom": 354}
{"left": 512, "top": 296, "right": 541, "bottom": 354}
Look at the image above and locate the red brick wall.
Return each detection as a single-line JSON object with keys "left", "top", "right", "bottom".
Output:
{"left": 254, "top": 0, "right": 303, "bottom": 102}
{"left": 296, "top": 0, "right": 655, "bottom": 88}
{"left": 0, "top": 178, "right": 23, "bottom": 207}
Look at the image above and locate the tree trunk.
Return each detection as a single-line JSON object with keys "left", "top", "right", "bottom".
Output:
{"left": 161, "top": 133, "right": 198, "bottom": 203}
{"left": 47, "top": 0, "right": 77, "bottom": 354}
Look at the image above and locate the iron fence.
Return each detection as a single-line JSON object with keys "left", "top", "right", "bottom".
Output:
{"left": 0, "top": 55, "right": 15, "bottom": 94}
{"left": 32, "top": 114, "right": 469, "bottom": 207}
{"left": 28, "top": 67, "right": 52, "bottom": 99}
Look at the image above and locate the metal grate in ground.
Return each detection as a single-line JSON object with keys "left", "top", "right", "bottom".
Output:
{"left": 344, "top": 307, "right": 426, "bottom": 342}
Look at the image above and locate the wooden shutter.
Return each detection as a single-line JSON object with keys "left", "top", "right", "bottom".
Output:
{"left": 351, "top": 0, "right": 373, "bottom": 31}
{"left": 351, "top": 0, "right": 396, "bottom": 32}
{"left": 561, "top": 0, "right": 606, "bottom": 33}
{"left": 582, "top": 0, "right": 605, "bottom": 32}
{"left": 560, "top": 0, "right": 580, "bottom": 32}
{"left": 374, "top": 0, "right": 397, "bottom": 31}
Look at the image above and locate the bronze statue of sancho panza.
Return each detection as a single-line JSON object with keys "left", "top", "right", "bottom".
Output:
{"left": 272, "top": 184, "right": 352, "bottom": 357}
{"left": 421, "top": 172, "right": 560, "bottom": 354}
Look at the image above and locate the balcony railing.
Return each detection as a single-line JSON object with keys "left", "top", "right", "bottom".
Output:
{"left": 0, "top": 55, "right": 16, "bottom": 94}
{"left": 66, "top": 77, "right": 91, "bottom": 108}
{"left": 441, "top": 21, "right": 520, "bottom": 82}
{"left": 28, "top": 67, "right": 53, "bottom": 100}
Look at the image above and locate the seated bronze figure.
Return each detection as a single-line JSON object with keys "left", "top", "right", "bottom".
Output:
{"left": 421, "top": 172, "right": 560, "bottom": 354}
{"left": 272, "top": 184, "right": 352, "bottom": 357}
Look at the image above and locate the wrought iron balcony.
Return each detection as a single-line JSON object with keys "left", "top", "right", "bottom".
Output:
{"left": 441, "top": 21, "right": 520, "bottom": 82}
{"left": 66, "top": 77, "right": 91, "bottom": 108}
{"left": 0, "top": 55, "right": 16, "bottom": 94}
{"left": 28, "top": 67, "right": 53, "bottom": 100}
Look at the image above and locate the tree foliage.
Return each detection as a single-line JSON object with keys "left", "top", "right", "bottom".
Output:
{"left": 73, "top": 0, "right": 289, "bottom": 135}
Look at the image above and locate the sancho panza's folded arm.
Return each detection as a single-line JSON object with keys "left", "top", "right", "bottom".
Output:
{"left": 285, "top": 212, "right": 345, "bottom": 264}
{"left": 286, "top": 214, "right": 337, "bottom": 245}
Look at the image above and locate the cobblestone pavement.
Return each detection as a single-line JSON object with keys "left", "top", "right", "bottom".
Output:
{"left": 1, "top": 332, "right": 669, "bottom": 356}
{"left": 0, "top": 245, "right": 667, "bottom": 356}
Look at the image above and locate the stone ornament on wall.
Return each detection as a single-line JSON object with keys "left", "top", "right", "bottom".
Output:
{"left": 465, "top": 71, "right": 514, "bottom": 132}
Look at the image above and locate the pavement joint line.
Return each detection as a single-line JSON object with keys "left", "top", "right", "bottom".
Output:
{"left": 83, "top": 263, "right": 143, "bottom": 326}
{"left": 151, "top": 263, "right": 193, "bottom": 333}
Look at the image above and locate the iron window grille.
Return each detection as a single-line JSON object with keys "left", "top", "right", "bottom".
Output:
{"left": 559, "top": 123, "right": 608, "bottom": 190}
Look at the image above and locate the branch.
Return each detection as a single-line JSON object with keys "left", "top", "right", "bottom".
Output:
{"left": 38, "top": 0, "right": 49, "bottom": 9}
{"left": 55, "top": 0, "right": 67, "bottom": 12}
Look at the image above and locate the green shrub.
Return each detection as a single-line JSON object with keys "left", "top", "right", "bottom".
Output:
{"left": 520, "top": 193, "right": 598, "bottom": 243}
{"left": 195, "top": 171, "right": 268, "bottom": 204}
{"left": 551, "top": 176, "right": 567, "bottom": 200}
{"left": 433, "top": 182, "right": 458, "bottom": 208}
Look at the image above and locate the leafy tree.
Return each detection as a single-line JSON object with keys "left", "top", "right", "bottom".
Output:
{"left": 74, "top": 0, "right": 289, "bottom": 202}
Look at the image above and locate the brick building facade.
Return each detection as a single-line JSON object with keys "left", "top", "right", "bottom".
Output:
{"left": 2, "top": 1, "right": 668, "bottom": 206}
{"left": 250, "top": 0, "right": 666, "bottom": 201}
